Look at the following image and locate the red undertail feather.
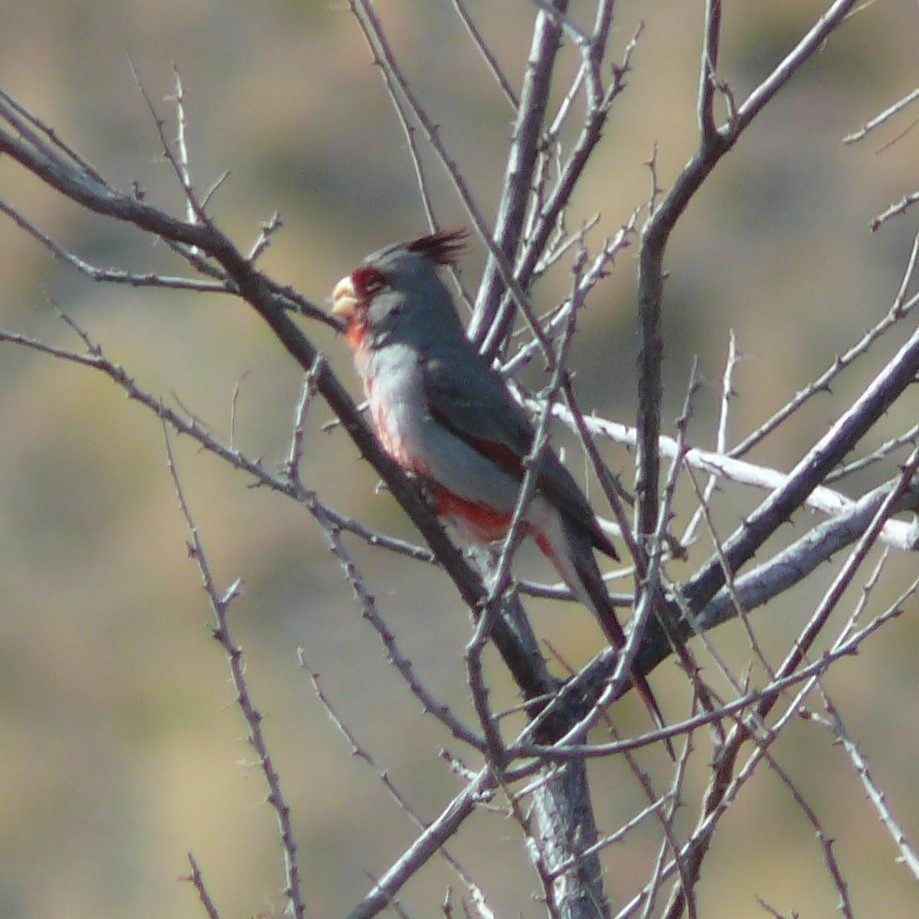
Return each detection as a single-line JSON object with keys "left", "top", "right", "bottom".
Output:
{"left": 428, "top": 486, "right": 513, "bottom": 543}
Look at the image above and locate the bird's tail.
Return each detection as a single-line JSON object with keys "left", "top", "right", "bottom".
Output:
{"left": 533, "top": 510, "right": 674, "bottom": 758}
{"left": 568, "top": 547, "right": 675, "bottom": 759}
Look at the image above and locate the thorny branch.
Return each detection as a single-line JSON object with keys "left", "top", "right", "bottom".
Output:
{"left": 163, "top": 432, "right": 307, "bottom": 919}
{"left": 635, "top": 0, "right": 861, "bottom": 542}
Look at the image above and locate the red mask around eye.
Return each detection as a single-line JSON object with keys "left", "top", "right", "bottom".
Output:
{"left": 353, "top": 267, "right": 388, "bottom": 299}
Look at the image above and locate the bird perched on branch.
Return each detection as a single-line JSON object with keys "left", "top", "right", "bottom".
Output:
{"left": 331, "top": 229, "right": 668, "bottom": 743}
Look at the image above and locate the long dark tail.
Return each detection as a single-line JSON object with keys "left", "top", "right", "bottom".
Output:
{"left": 570, "top": 550, "right": 675, "bottom": 758}
{"left": 536, "top": 512, "right": 675, "bottom": 759}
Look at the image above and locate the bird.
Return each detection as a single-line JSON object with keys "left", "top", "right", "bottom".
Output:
{"left": 330, "top": 229, "right": 669, "bottom": 743}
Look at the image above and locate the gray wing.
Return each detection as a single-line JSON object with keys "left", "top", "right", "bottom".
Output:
{"left": 421, "top": 349, "right": 617, "bottom": 558}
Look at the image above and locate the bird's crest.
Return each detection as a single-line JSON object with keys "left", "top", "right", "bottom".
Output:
{"left": 407, "top": 228, "right": 469, "bottom": 267}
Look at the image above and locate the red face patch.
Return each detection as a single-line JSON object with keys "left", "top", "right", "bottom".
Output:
{"left": 352, "top": 266, "right": 388, "bottom": 299}
{"left": 341, "top": 267, "right": 389, "bottom": 349}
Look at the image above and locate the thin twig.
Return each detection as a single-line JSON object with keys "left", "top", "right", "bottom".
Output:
{"left": 0, "top": 320, "right": 436, "bottom": 563}
{"left": 870, "top": 189, "right": 919, "bottom": 231}
{"left": 286, "top": 356, "right": 325, "bottom": 483}
{"left": 827, "top": 422, "right": 919, "bottom": 482}
{"left": 480, "top": 21, "right": 643, "bottom": 357}
{"left": 635, "top": 0, "right": 860, "bottom": 542}
{"left": 843, "top": 85, "right": 919, "bottom": 143}
{"left": 513, "top": 603, "right": 905, "bottom": 764}
{"left": 813, "top": 693, "right": 919, "bottom": 882}
{"left": 0, "top": 85, "right": 105, "bottom": 180}
{"left": 305, "top": 486, "right": 487, "bottom": 751}
{"left": 449, "top": 0, "right": 518, "bottom": 109}
{"left": 133, "top": 61, "right": 208, "bottom": 227}
{"left": 522, "top": 396, "right": 919, "bottom": 552}
{"left": 302, "top": 656, "right": 496, "bottom": 914}
{"left": 468, "top": 0, "right": 569, "bottom": 350}
{"left": 169, "top": 67, "right": 199, "bottom": 227}
{"left": 162, "top": 431, "right": 306, "bottom": 919}
{"left": 0, "top": 198, "right": 230, "bottom": 292}
{"left": 183, "top": 853, "right": 223, "bottom": 919}
{"left": 681, "top": 331, "right": 741, "bottom": 547}
{"left": 730, "top": 279, "right": 919, "bottom": 460}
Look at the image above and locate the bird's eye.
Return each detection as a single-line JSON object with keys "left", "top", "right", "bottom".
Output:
{"left": 354, "top": 267, "right": 387, "bottom": 298}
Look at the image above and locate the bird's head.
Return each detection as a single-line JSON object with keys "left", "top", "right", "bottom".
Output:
{"left": 331, "top": 229, "right": 469, "bottom": 350}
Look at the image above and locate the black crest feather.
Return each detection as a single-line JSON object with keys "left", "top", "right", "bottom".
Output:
{"left": 407, "top": 228, "right": 469, "bottom": 267}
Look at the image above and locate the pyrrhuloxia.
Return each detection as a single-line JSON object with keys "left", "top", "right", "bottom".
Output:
{"left": 331, "top": 229, "right": 667, "bottom": 738}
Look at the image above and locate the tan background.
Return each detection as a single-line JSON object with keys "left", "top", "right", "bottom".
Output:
{"left": 0, "top": 1, "right": 917, "bottom": 916}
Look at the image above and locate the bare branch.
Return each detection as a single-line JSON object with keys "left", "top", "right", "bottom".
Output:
{"left": 814, "top": 698, "right": 919, "bottom": 882}
{"left": 760, "top": 750, "right": 853, "bottom": 918}
{"left": 635, "top": 0, "right": 860, "bottom": 539}
{"left": 348, "top": 0, "right": 556, "bottom": 363}
{"left": 302, "top": 656, "right": 496, "bottom": 913}
{"left": 162, "top": 432, "right": 306, "bottom": 919}
{"left": 680, "top": 330, "right": 742, "bottom": 547}
{"left": 2, "top": 4, "right": 916, "bottom": 914}
{"left": 870, "top": 189, "right": 919, "bottom": 231}
{"left": 450, "top": 0, "right": 518, "bottom": 109}
{"left": 469, "top": 1, "right": 569, "bottom": 348}
{"left": 131, "top": 60, "right": 208, "bottom": 227}
{"left": 697, "top": 0, "right": 722, "bottom": 143}
{"left": 346, "top": 768, "right": 498, "bottom": 919}
{"left": 479, "top": 22, "right": 643, "bottom": 357}
{"left": 0, "top": 198, "right": 230, "bottom": 293}
{"left": 0, "top": 320, "right": 434, "bottom": 565}
{"left": 731, "top": 240, "right": 919, "bottom": 457}
{"left": 733, "top": 0, "right": 860, "bottom": 132}
{"left": 656, "top": 449, "right": 919, "bottom": 914}
{"left": 292, "top": 463, "right": 487, "bottom": 751}
{"left": 182, "top": 853, "right": 224, "bottom": 919}
{"left": 842, "top": 85, "right": 919, "bottom": 144}
{"left": 525, "top": 398, "right": 919, "bottom": 553}
{"left": 1, "top": 82, "right": 564, "bottom": 701}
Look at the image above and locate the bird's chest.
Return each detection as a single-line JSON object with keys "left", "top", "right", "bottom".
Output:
{"left": 360, "top": 347, "right": 429, "bottom": 475}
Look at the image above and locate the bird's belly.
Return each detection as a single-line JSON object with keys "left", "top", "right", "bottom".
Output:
{"left": 362, "top": 357, "right": 433, "bottom": 477}
{"left": 361, "top": 349, "right": 529, "bottom": 535}
{"left": 367, "top": 389, "right": 425, "bottom": 474}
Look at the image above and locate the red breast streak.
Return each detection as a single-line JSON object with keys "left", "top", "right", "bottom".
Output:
{"left": 345, "top": 317, "right": 368, "bottom": 350}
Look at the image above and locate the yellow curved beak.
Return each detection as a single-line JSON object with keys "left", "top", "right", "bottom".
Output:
{"left": 331, "top": 276, "right": 359, "bottom": 320}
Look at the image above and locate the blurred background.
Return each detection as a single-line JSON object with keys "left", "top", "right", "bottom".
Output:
{"left": 0, "top": 1, "right": 917, "bottom": 916}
